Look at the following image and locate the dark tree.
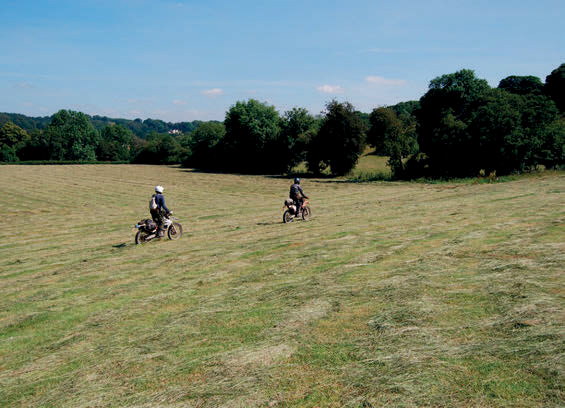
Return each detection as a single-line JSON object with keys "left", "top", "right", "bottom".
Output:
{"left": 132, "top": 133, "right": 182, "bottom": 164}
{"left": 0, "top": 121, "right": 29, "bottom": 148}
{"left": 307, "top": 100, "right": 367, "bottom": 176}
{"left": 17, "top": 130, "right": 49, "bottom": 161}
{"left": 545, "top": 63, "right": 565, "bottom": 112}
{"left": 538, "top": 118, "right": 565, "bottom": 168}
{"left": 390, "top": 100, "right": 420, "bottom": 119}
{"left": 279, "top": 107, "right": 318, "bottom": 173}
{"left": 415, "top": 69, "right": 491, "bottom": 177}
{"left": 498, "top": 76, "right": 544, "bottom": 95}
{"left": 368, "top": 107, "right": 417, "bottom": 177}
{"left": 519, "top": 94, "right": 561, "bottom": 168}
{"left": 221, "top": 99, "right": 282, "bottom": 173}
{"left": 185, "top": 121, "right": 226, "bottom": 169}
{"left": 0, "top": 122, "right": 30, "bottom": 161}
{"left": 96, "top": 124, "right": 134, "bottom": 161}
{"left": 467, "top": 89, "right": 524, "bottom": 174}
{"left": 44, "top": 110, "right": 100, "bottom": 160}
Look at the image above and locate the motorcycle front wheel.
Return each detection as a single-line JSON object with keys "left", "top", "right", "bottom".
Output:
{"left": 302, "top": 206, "right": 312, "bottom": 221}
{"left": 168, "top": 222, "right": 183, "bottom": 240}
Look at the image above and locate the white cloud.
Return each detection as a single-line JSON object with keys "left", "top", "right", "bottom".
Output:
{"left": 14, "top": 82, "right": 35, "bottom": 89}
{"left": 172, "top": 99, "right": 187, "bottom": 105}
{"left": 365, "top": 76, "right": 407, "bottom": 86}
{"left": 201, "top": 88, "right": 224, "bottom": 97}
{"left": 316, "top": 84, "right": 344, "bottom": 94}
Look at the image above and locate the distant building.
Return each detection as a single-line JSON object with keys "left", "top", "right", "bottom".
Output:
{"left": 168, "top": 129, "right": 181, "bottom": 135}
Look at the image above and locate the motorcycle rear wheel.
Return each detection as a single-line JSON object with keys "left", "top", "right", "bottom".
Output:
{"left": 135, "top": 231, "right": 149, "bottom": 244}
{"left": 168, "top": 222, "right": 183, "bottom": 240}
{"left": 283, "top": 210, "right": 294, "bottom": 223}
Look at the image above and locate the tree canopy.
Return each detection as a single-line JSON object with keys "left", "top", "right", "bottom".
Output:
{"left": 97, "top": 124, "right": 134, "bottom": 161}
{"left": 2, "top": 63, "right": 564, "bottom": 177}
{"left": 44, "top": 110, "right": 100, "bottom": 161}
{"left": 413, "top": 68, "right": 564, "bottom": 177}
{"left": 307, "top": 100, "right": 367, "bottom": 176}
{"left": 0, "top": 122, "right": 29, "bottom": 161}
{"left": 222, "top": 99, "right": 282, "bottom": 173}
{"left": 498, "top": 76, "right": 544, "bottom": 95}
{"left": 368, "top": 107, "right": 417, "bottom": 177}
{"left": 545, "top": 63, "right": 565, "bottom": 112}
{"left": 279, "top": 107, "right": 318, "bottom": 173}
{"left": 185, "top": 121, "right": 226, "bottom": 170}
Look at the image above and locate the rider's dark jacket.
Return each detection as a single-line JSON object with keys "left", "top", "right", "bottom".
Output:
{"left": 290, "top": 183, "right": 306, "bottom": 199}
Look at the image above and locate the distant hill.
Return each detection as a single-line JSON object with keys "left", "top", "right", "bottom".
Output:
{"left": 0, "top": 112, "right": 52, "bottom": 131}
{"left": 0, "top": 112, "right": 207, "bottom": 138}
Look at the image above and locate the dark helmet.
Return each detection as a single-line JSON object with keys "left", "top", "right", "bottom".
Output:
{"left": 294, "top": 177, "right": 300, "bottom": 184}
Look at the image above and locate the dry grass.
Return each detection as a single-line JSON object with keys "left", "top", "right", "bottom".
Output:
{"left": 0, "top": 165, "right": 563, "bottom": 407}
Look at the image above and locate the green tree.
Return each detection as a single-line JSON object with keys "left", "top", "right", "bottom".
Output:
{"left": 0, "top": 122, "right": 29, "bottom": 161}
{"left": 0, "top": 122, "right": 30, "bottom": 162}
{"left": 538, "top": 118, "right": 565, "bottom": 168}
{"left": 368, "top": 107, "right": 416, "bottom": 177}
{"left": 0, "top": 121, "right": 29, "bottom": 147}
{"left": 185, "top": 122, "right": 226, "bottom": 169}
{"left": 132, "top": 133, "right": 182, "bottom": 164}
{"left": 97, "top": 124, "right": 134, "bottom": 161}
{"left": 519, "top": 94, "right": 561, "bottom": 168}
{"left": 44, "top": 110, "right": 99, "bottom": 160}
{"left": 307, "top": 100, "right": 367, "bottom": 176}
{"left": 221, "top": 99, "right": 282, "bottom": 173}
{"left": 467, "top": 89, "right": 524, "bottom": 174}
{"left": 544, "top": 63, "right": 565, "bottom": 112}
{"left": 416, "top": 69, "right": 491, "bottom": 177}
{"left": 279, "top": 107, "right": 318, "bottom": 173}
{"left": 498, "top": 76, "right": 544, "bottom": 95}
{"left": 17, "top": 129, "right": 49, "bottom": 161}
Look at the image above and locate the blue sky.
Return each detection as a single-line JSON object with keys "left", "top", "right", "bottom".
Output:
{"left": 1, "top": 0, "right": 564, "bottom": 122}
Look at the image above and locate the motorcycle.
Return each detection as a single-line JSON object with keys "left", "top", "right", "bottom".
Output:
{"left": 134, "top": 214, "right": 183, "bottom": 244}
{"left": 283, "top": 199, "right": 311, "bottom": 223}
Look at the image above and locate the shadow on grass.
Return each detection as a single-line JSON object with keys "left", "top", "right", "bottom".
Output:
{"left": 112, "top": 242, "right": 129, "bottom": 248}
{"left": 263, "top": 172, "right": 335, "bottom": 180}
{"left": 256, "top": 221, "right": 281, "bottom": 226}
{"left": 312, "top": 172, "right": 393, "bottom": 184}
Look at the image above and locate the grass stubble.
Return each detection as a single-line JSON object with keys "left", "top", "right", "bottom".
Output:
{"left": 0, "top": 164, "right": 563, "bottom": 407}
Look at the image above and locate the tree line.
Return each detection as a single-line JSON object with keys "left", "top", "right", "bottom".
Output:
{"left": 2, "top": 63, "right": 564, "bottom": 178}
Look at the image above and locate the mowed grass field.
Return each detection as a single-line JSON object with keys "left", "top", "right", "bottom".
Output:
{"left": 0, "top": 164, "right": 564, "bottom": 407}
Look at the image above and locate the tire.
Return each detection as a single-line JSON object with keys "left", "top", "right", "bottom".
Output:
{"left": 168, "top": 222, "right": 183, "bottom": 240}
{"left": 135, "top": 231, "right": 148, "bottom": 244}
{"left": 302, "top": 206, "right": 311, "bottom": 221}
{"left": 283, "top": 210, "right": 294, "bottom": 223}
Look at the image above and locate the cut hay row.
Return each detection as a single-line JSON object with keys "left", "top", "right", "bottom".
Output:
{"left": 0, "top": 165, "right": 563, "bottom": 407}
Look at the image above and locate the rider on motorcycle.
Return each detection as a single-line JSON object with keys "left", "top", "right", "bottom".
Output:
{"left": 289, "top": 177, "right": 308, "bottom": 215}
{"left": 150, "top": 185, "right": 171, "bottom": 237}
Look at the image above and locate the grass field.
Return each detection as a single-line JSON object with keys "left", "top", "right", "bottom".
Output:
{"left": 1, "top": 164, "right": 564, "bottom": 407}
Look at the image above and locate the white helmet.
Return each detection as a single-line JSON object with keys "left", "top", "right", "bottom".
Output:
{"left": 155, "top": 185, "right": 164, "bottom": 193}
